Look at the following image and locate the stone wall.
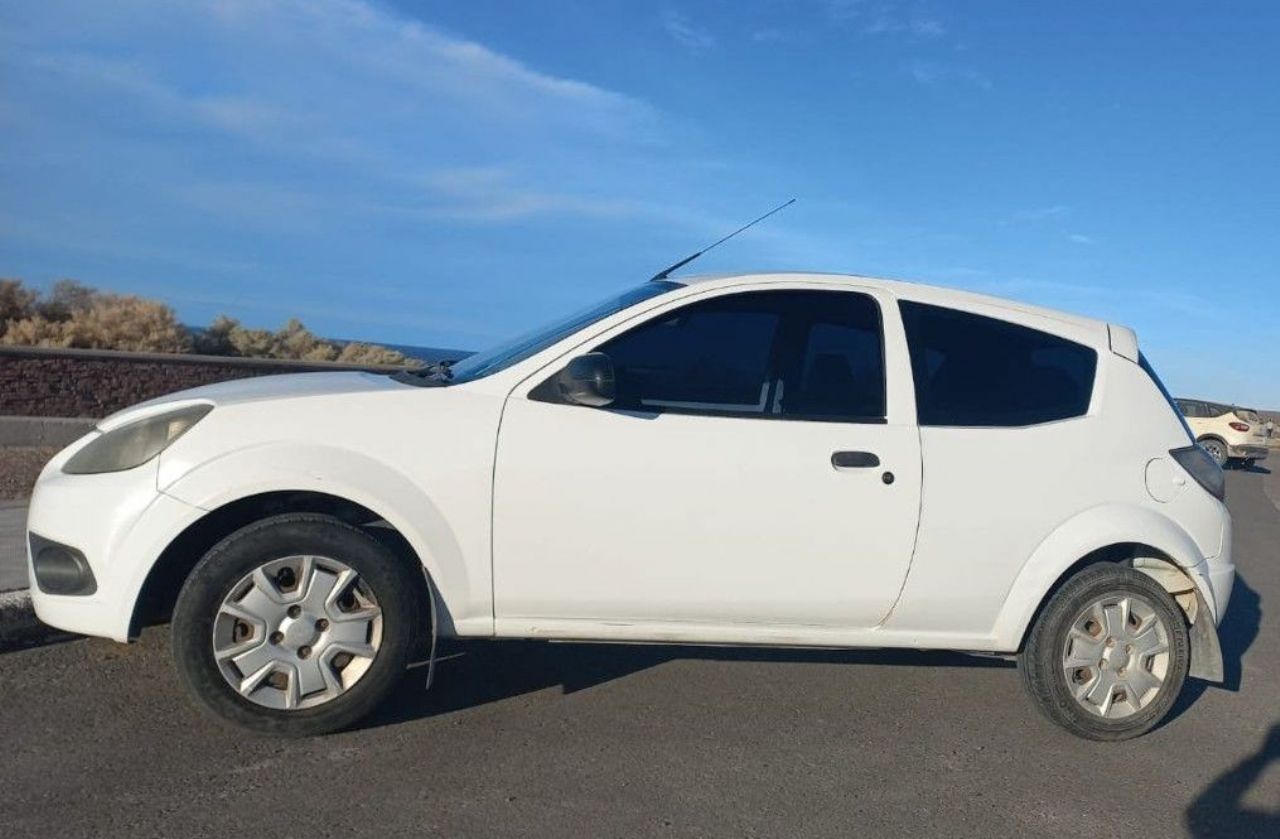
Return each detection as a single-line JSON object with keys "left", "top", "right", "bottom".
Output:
{"left": 0, "top": 346, "right": 405, "bottom": 418}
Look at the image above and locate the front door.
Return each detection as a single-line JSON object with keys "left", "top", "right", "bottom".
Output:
{"left": 492, "top": 286, "right": 922, "bottom": 633}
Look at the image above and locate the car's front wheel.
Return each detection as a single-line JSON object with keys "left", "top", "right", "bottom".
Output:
{"left": 1020, "top": 564, "right": 1190, "bottom": 741}
{"left": 172, "top": 513, "right": 425, "bottom": 736}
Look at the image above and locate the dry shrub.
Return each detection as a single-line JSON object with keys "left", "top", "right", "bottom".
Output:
{"left": 194, "top": 314, "right": 409, "bottom": 364}
{"left": 337, "top": 342, "right": 413, "bottom": 365}
{"left": 0, "top": 278, "right": 37, "bottom": 323}
{"left": 1, "top": 280, "right": 191, "bottom": 353}
{"left": 2, "top": 277, "right": 413, "bottom": 364}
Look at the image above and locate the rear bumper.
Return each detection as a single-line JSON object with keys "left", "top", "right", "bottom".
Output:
{"left": 1227, "top": 444, "right": 1268, "bottom": 460}
{"left": 1203, "top": 511, "right": 1234, "bottom": 625}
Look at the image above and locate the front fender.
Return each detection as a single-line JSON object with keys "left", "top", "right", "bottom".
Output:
{"left": 158, "top": 442, "right": 483, "bottom": 635}
{"left": 991, "top": 503, "right": 1217, "bottom": 651}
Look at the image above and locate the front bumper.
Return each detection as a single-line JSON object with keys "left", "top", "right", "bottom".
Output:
{"left": 26, "top": 447, "right": 206, "bottom": 642}
{"left": 1227, "top": 444, "right": 1268, "bottom": 461}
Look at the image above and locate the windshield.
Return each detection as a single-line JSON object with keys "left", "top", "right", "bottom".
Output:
{"left": 447, "top": 281, "right": 682, "bottom": 383}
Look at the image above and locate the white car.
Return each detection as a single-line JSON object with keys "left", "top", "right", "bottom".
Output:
{"left": 1173, "top": 399, "right": 1270, "bottom": 468}
{"left": 26, "top": 272, "right": 1234, "bottom": 741}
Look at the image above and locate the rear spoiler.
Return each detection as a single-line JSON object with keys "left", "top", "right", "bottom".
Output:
{"left": 1108, "top": 324, "right": 1139, "bottom": 362}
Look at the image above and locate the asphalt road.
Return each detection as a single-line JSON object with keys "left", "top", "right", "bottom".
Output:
{"left": 0, "top": 502, "right": 27, "bottom": 592}
{"left": 1, "top": 471, "right": 1277, "bottom": 838}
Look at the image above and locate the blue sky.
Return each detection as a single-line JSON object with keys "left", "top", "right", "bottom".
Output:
{"left": 2, "top": 0, "right": 1277, "bottom": 405}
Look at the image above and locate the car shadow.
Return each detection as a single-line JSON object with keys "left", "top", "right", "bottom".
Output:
{"left": 362, "top": 573, "right": 1263, "bottom": 734}
{"left": 1185, "top": 722, "right": 1280, "bottom": 837}
{"left": 1235, "top": 462, "right": 1272, "bottom": 474}
{"left": 1164, "top": 572, "right": 1261, "bottom": 728}
{"left": 358, "top": 640, "right": 1014, "bottom": 732}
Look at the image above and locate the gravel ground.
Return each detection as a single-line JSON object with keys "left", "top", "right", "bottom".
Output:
{"left": 0, "top": 446, "right": 56, "bottom": 500}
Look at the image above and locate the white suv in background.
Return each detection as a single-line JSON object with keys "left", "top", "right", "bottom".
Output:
{"left": 1175, "top": 399, "right": 1270, "bottom": 468}
{"left": 26, "top": 273, "right": 1234, "bottom": 741}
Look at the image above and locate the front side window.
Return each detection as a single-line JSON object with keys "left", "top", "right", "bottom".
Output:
{"left": 777, "top": 294, "right": 885, "bottom": 421}
{"left": 601, "top": 293, "right": 783, "bottom": 414}
{"left": 900, "top": 301, "right": 1097, "bottom": 427}
{"left": 594, "top": 289, "right": 886, "bottom": 422}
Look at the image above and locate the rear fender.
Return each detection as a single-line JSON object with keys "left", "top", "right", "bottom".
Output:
{"left": 993, "top": 504, "right": 1218, "bottom": 651}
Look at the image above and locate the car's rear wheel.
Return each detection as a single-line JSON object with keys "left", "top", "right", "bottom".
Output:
{"left": 1020, "top": 564, "right": 1189, "bottom": 741}
{"left": 172, "top": 513, "right": 424, "bottom": 736}
{"left": 1199, "top": 437, "right": 1228, "bottom": 468}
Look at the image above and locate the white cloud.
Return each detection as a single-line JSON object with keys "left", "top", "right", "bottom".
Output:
{"left": 1067, "top": 233, "right": 1096, "bottom": 245}
{"left": 661, "top": 9, "right": 716, "bottom": 52}
{"left": 1, "top": 0, "right": 678, "bottom": 230}
{"left": 908, "top": 60, "right": 990, "bottom": 90}
{"left": 1000, "top": 204, "right": 1071, "bottom": 225}
{"left": 826, "top": 1, "right": 946, "bottom": 38}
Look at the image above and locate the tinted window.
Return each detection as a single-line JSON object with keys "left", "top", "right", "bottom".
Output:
{"left": 596, "top": 290, "right": 885, "bottom": 421}
{"left": 900, "top": 301, "right": 1097, "bottom": 427}
{"left": 601, "top": 294, "right": 782, "bottom": 414}
{"left": 779, "top": 294, "right": 885, "bottom": 421}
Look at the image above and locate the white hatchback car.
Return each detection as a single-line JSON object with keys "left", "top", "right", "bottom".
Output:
{"left": 27, "top": 273, "right": 1234, "bottom": 740}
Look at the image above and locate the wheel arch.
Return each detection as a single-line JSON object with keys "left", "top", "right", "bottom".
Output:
{"left": 130, "top": 489, "right": 451, "bottom": 640}
{"left": 993, "top": 504, "right": 1221, "bottom": 680}
{"left": 131, "top": 443, "right": 482, "bottom": 639}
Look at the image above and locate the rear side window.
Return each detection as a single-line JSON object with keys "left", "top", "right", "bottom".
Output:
{"left": 900, "top": 301, "right": 1097, "bottom": 427}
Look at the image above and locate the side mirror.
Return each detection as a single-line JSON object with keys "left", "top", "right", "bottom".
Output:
{"left": 555, "top": 352, "right": 616, "bottom": 407}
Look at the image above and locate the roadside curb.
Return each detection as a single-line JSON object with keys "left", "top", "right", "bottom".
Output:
{"left": 0, "top": 589, "right": 72, "bottom": 652}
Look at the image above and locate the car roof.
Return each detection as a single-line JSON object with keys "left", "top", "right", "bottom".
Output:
{"left": 1179, "top": 399, "right": 1254, "bottom": 412}
{"left": 671, "top": 271, "right": 1116, "bottom": 337}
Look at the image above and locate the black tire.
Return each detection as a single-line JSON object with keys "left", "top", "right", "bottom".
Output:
{"left": 172, "top": 513, "right": 425, "bottom": 736}
{"left": 1199, "top": 437, "right": 1229, "bottom": 468}
{"left": 1020, "top": 564, "right": 1190, "bottom": 741}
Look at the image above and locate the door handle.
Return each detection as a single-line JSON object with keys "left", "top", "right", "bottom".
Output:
{"left": 831, "top": 450, "right": 880, "bottom": 469}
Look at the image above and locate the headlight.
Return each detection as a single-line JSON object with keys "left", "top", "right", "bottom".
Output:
{"left": 63, "top": 404, "right": 213, "bottom": 475}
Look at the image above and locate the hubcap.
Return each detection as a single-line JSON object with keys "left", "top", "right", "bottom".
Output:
{"left": 1061, "top": 593, "right": 1170, "bottom": 720}
{"left": 212, "top": 555, "right": 382, "bottom": 711}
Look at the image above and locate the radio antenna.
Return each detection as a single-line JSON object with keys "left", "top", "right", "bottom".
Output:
{"left": 649, "top": 198, "right": 796, "bottom": 281}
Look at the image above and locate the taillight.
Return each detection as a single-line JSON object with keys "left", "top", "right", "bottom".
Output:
{"left": 1229, "top": 422, "right": 1250, "bottom": 432}
{"left": 1171, "top": 446, "right": 1226, "bottom": 500}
